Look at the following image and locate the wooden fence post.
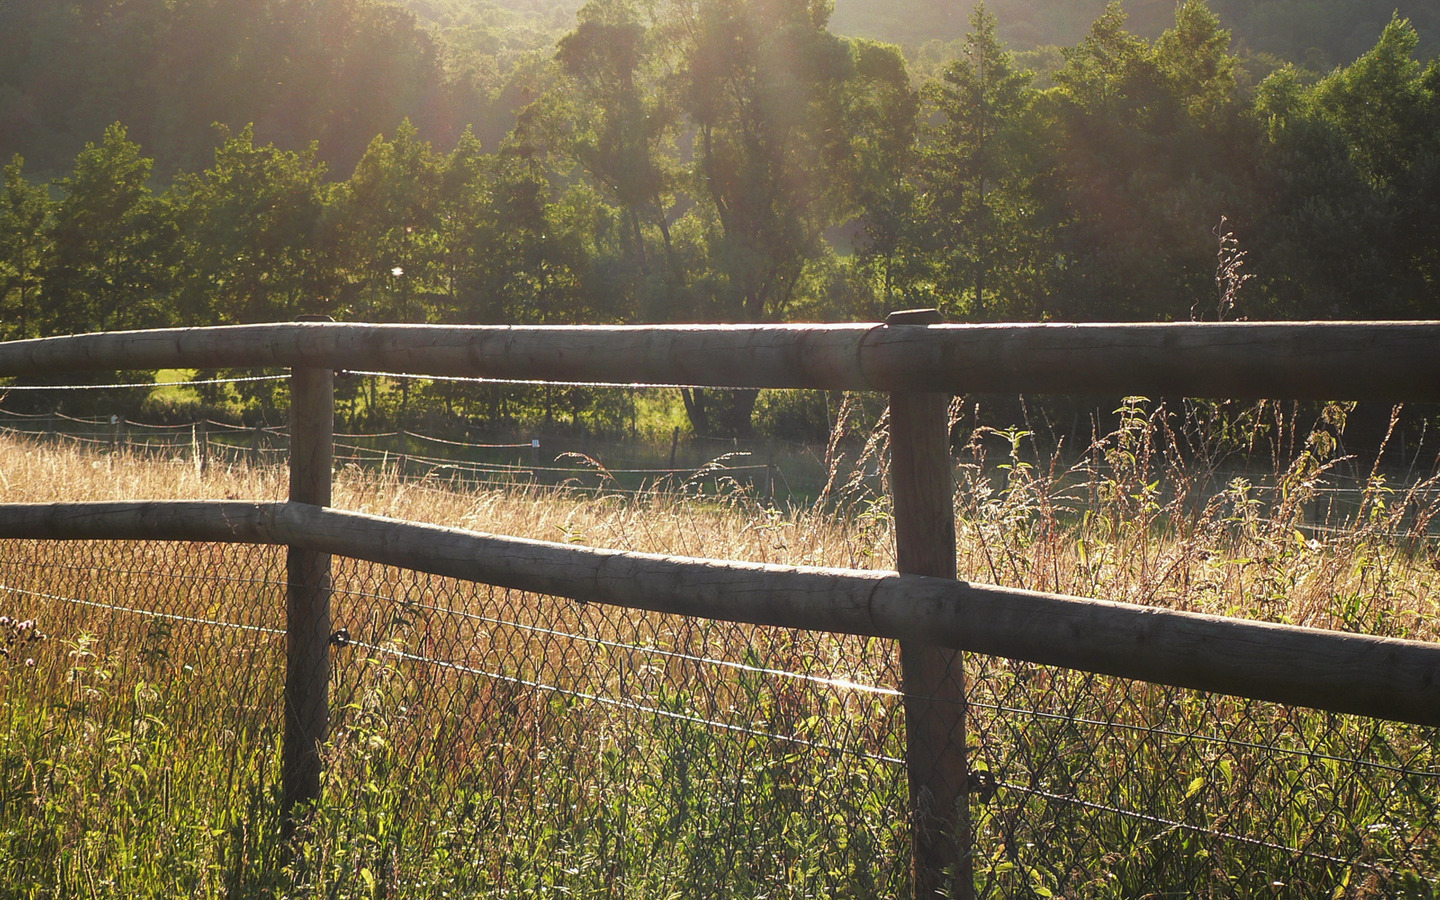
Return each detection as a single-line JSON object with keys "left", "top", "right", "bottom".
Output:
{"left": 193, "top": 421, "right": 209, "bottom": 476}
{"left": 887, "top": 309, "right": 970, "bottom": 899}
{"left": 283, "top": 359, "right": 334, "bottom": 820}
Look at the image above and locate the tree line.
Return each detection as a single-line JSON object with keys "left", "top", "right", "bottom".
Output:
{"left": 840, "top": 0, "right": 1440, "bottom": 73}
{"left": 2, "top": 0, "right": 1438, "bottom": 435}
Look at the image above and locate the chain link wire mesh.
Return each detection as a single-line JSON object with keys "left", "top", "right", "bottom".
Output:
{"left": 0, "top": 539, "right": 289, "bottom": 896}
{"left": 319, "top": 554, "right": 913, "bottom": 896}
{"left": 3, "top": 533, "right": 1438, "bottom": 897}
{"left": 967, "top": 660, "right": 1440, "bottom": 898}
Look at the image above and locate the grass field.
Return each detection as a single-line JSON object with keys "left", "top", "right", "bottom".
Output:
{"left": 2, "top": 398, "right": 1439, "bottom": 898}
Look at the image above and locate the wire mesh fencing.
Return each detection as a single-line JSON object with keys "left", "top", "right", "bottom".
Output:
{"left": 3, "top": 537, "right": 1438, "bottom": 897}
{"left": 966, "top": 661, "right": 1440, "bottom": 897}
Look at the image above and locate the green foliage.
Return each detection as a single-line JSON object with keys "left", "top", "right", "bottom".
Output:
{"left": 1040, "top": 2, "right": 1255, "bottom": 320}
{"left": 43, "top": 124, "right": 175, "bottom": 335}
{"left": 0, "top": 156, "right": 53, "bottom": 341}
{"left": 171, "top": 126, "right": 340, "bottom": 326}
{"left": 911, "top": 5, "right": 1048, "bottom": 320}
{"left": 1249, "top": 15, "right": 1440, "bottom": 317}
{"left": 754, "top": 389, "right": 834, "bottom": 443}
{"left": 0, "top": 0, "right": 460, "bottom": 177}
{"left": 676, "top": 0, "right": 874, "bottom": 324}
{"left": 336, "top": 119, "right": 447, "bottom": 323}
{"left": 828, "top": 0, "right": 1440, "bottom": 71}
{"left": 527, "top": 0, "right": 686, "bottom": 322}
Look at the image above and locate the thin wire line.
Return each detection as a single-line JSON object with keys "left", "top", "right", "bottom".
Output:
{"left": 103, "top": 420, "right": 203, "bottom": 431}
{"left": 342, "top": 469, "right": 756, "bottom": 501}
{"left": 0, "top": 408, "right": 60, "bottom": 419}
{"left": 332, "top": 447, "right": 770, "bottom": 487}
{"left": 0, "top": 374, "right": 286, "bottom": 391}
{"left": 334, "top": 430, "right": 533, "bottom": 450}
{"left": 994, "top": 777, "right": 1375, "bottom": 870}
{"left": 0, "top": 583, "right": 284, "bottom": 636}
{"left": 401, "top": 431, "right": 535, "bottom": 450}
{"left": 345, "top": 369, "right": 695, "bottom": 390}
{"left": 328, "top": 584, "right": 902, "bottom": 698}
{"left": 344, "top": 638, "right": 904, "bottom": 767}
{"left": 344, "top": 444, "right": 769, "bottom": 477}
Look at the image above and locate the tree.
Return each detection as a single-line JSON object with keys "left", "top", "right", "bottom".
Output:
{"left": 171, "top": 124, "right": 339, "bottom": 325}
{"left": 1041, "top": 1, "right": 1252, "bottom": 320}
{"left": 336, "top": 120, "right": 445, "bottom": 324}
{"left": 0, "top": 156, "right": 53, "bottom": 341}
{"left": 667, "top": 0, "right": 915, "bottom": 434}
{"left": 44, "top": 123, "right": 174, "bottom": 335}
{"left": 675, "top": 0, "right": 858, "bottom": 325}
{"left": 1312, "top": 15, "right": 1434, "bottom": 193}
{"left": 839, "top": 38, "right": 919, "bottom": 316}
{"left": 543, "top": 0, "right": 684, "bottom": 322}
{"left": 442, "top": 138, "right": 592, "bottom": 328}
{"left": 1153, "top": 0, "right": 1238, "bottom": 127}
{"left": 913, "top": 5, "right": 1046, "bottom": 320}
{"left": 1249, "top": 16, "right": 1440, "bottom": 318}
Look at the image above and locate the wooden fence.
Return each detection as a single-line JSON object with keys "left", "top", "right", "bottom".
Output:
{"left": 3, "top": 313, "right": 1440, "bottom": 899}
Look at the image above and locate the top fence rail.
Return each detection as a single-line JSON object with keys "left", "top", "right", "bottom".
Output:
{"left": 4, "top": 320, "right": 1440, "bottom": 399}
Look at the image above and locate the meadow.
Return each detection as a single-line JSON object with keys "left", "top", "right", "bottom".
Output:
{"left": 1, "top": 397, "right": 1439, "bottom": 898}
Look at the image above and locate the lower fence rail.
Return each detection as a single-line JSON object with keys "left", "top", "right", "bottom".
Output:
{"left": 2, "top": 534, "right": 1438, "bottom": 897}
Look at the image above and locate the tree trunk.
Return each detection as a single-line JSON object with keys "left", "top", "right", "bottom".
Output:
{"left": 681, "top": 387, "right": 709, "bottom": 437}
{"left": 682, "top": 387, "right": 758, "bottom": 439}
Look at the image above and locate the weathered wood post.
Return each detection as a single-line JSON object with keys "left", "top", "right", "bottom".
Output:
{"left": 193, "top": 421, "right": 209, "bottom": 476}
{"left": 283, "top": 323, "right": 335, "bottom": 822}
{"left": 887, "top": 309, "right": 970, "bottom": 899}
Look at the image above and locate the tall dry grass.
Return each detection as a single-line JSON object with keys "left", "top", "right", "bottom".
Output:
{"left": 7, "top": 398, "right": 1439, "bottom": 641}
{"left": 2, "top": 397, "right": 1440, "bottom": 898}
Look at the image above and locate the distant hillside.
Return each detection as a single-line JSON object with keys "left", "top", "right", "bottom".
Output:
{"left": 831, "top": 0, "right": 1439, "bottom": 68}
{"left": 3, "top": 0, "right": 1432, "bottom": 183}
{"left": 400, "top": 0, "right": 583, "bottom": 31}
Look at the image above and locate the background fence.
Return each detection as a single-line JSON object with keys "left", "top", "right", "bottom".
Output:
{"left": 0, "top": 406, "right": 787, "bottom": 499}
{"left": 4, "top": 318, "right": 1440, "bottom": 898}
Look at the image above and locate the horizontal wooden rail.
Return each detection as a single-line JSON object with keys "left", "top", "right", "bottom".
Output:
{"left": 3, "top": 499, "right": 1437, "bottom": 727}
{"left": 3, "top": 321, "right": 1440, "bottom": 399}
